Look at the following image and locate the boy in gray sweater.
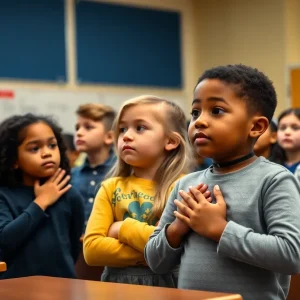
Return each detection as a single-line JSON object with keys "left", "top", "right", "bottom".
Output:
{"left": 145, "top": 64, "right": 300, "bottom": 300}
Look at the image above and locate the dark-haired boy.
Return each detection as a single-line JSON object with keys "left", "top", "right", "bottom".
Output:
{"left": 145, "top": 64, "right": 300, "bottom": 300}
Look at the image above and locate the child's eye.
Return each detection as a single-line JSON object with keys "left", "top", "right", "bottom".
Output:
{"left": 190, "top": 109, "right": 200, "bottom": 119}
{"left": 137, "top": 125, "right": 146, "bottom": 132}
{"left": 278, "top": 125, "right": 286, "bottom": 131}
{"left": 29, "top": 146, "right": 39, "bottom": 153}
{"left": 49, "top": 143, "right": 57, "bottom": 149}
{"left": 291, "top": 125, "right": 300, "bottom": 131}
{"left": 119, "top": 127, "right": 127, "bottom": 134}
{"left": 85, "top": 125, "right": 94, "bottom": 130}
{"left": 211, "top": 107, "right": 225, "bottom": 115}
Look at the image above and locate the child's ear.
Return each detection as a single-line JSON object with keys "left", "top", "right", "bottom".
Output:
{"left": 104, "top": 130, "right": 114, "bottom": 145}
{"left": 165, "top": 132, "right": 181, "bottom": 151}
{"left": 249, "top": 116, "right": 269, "bottom": 138}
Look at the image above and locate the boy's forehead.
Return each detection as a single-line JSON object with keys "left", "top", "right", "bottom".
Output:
{"left": 193, "top": 78, "right": 239, "bottom": 102}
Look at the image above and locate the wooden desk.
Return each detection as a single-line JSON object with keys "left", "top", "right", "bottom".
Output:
{"left": 0, "top": 276, "right": 242, "bottom": 300}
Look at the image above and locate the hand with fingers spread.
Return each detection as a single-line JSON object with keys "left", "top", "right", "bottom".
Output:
{"left": 166, "top": 183, "right": 211, "bottom": 248}
{"left": 34, "top": 168, "right": 72, "bottom": 211}
{"left": 174, "top": 185, "right": 227, "bottom": 242}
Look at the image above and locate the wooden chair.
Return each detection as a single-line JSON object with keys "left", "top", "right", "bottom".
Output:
{"left": 287, "top": 275, "right": 300, "bottom": 300}
{"left": 75, "top": 238, "right": 103, "bottom": 281}
{"left": 0, "top": 261, "right": 7, "bottom": 272}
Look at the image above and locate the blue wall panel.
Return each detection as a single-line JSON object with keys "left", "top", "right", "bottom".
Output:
{"left": 0, "top": 0, "right": 66, "bottom": 81}
{"left": 76, "top": 2, "right": 182, "bottom": 88}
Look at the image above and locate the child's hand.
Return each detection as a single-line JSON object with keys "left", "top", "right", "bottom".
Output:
{"left": 34, "top": 168, "right": 71, "bottom": 210}
{"left": 172, "top": 198, "right": 190, "bottom": 235}
{"left": 172, "top": 183, "right": 211, "bottom": 236}
{"left": 174, "top": 185, "right": 227, "bottom": 242}
{"left": 189, "top": 183, "right": 212, "bottom": 202}
{"left": 107, "top": 221, "right": 123, "bottom": 239}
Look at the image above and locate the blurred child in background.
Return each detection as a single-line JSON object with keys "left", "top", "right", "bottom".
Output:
{"left": 276, "top": 108, "right": 300, "bottom": 173}
{"left": 71, "top": 103, "right": 116, "bottom": 231}
{"left": 0, "top": 114, "right": 84, "bottom": 279}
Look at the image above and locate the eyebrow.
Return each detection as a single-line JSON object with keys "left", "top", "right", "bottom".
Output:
{"left": 25, "top": 137, "right": 56, "bottom": 146}
{"left": 119, "top": 118, "right": 150, "bottom": 125}
{"left": 192, "top": 97, "right": 229, "bottom": 105}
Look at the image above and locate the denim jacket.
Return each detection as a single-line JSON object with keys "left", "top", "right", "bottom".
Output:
{"left": 71, "top": 150, "right": 115, "bottom": 230}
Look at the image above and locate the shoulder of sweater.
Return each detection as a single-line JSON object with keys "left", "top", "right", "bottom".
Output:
{"left": 258, "top": 157, "right": 291, "bottom": 175}
{"left": 64, "top": 186, "right": 84, "bottom": 202}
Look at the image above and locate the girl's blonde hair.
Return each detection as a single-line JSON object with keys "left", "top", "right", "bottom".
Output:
{"left": 107, "top": 95, "right": 193, "bottom": 220}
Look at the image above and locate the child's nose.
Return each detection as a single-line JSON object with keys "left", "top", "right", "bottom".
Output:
{"left": 284, "top": 127, "right": 292, "bottom": 134}
{"left": 195, "top": 113, "right": 208, "bottom": 128}
{"left": 41, "top": 148, "right": 51, "bottom": 158}
{"left": 123, "top": 130, "right": 133, "bottom": 141}
{"left": 76, "top": 128, "right": 83, "bottom": 136}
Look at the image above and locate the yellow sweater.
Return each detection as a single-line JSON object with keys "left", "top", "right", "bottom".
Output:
{"left": 83, "top": 175, "right": 177, "bottom": 268}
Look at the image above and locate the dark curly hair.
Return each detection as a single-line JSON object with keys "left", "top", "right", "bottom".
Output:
{"left": 196, "top": 64, "right": 277, "bottom": 122}
{"left": 0, "top": 113, "right": 70, "bottom": 187}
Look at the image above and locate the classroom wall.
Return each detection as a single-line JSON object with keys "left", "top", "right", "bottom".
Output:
{"left": 0, "top": 0, "right": 196, "bottom": 126}
{"left": 192, "top": 0, "right": 287, "bottom": 116}
{"left": 0, "top": 0, "right": 299, "bottom": 125}
{"left": 285, "top": 0, "right": 300, "bottom": 65}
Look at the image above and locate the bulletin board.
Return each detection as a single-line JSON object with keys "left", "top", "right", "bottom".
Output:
{"left": 0, "top": 0, "right": 66, "bottom": 82}
{"left": 76, "top": 1, "right": 182, "bottom": 88}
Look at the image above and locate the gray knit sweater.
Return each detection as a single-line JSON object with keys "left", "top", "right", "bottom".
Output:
{"left": 145, "top": 157, "right": 300, "bottom": 300}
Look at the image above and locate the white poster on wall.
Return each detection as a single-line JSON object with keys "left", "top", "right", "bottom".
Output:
{"left": 0, "top": 88, "right": 187, "bottom": 133}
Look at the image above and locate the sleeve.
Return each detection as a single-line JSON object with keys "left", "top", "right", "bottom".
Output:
{"left": 118, "top": 176, "right": 182, "bottom": 253}
{"left": 218, "top": 171, "right": 300, "bottom": 274}
{"left": 144, "top": 183, "right": 184, "bottom": 274}
{"left": 295, "top": 165, "right": 300, "bottom": 184}
{"left": 68, "top": 188, "right": 85, "bottom": 262}
{"left": 118, "top": 218, "right": 156, "bottom": 252}
{"left": 0, "top": 196, "right": 46, "bottom": 251}
{"left": 83, "top": 184, "right": 146, "bottom": 267}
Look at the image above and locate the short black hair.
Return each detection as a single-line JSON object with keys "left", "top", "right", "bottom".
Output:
{"left": 196, "top": 64, "right": 277, "bottom": 122}
{"left": 0, "top": 113, "right": 70, "bottom": 187}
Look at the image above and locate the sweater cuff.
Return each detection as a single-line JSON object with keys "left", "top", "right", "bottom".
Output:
{"left": 217, "top": 220, "right": 245, "bottom": 257}
{"left": 162, "top": 223, "right": 184, "bottom": 252}
{"left": 24, "top": 202, "right": 47, "bottom": 224}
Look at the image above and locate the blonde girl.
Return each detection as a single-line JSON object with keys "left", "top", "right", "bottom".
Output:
{"left": 83, "top": 95, "right": 208, "bottom": 286}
